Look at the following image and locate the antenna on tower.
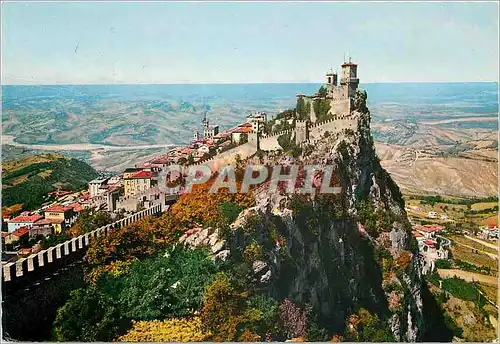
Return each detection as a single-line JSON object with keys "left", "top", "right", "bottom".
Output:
{"left": 343, "top": 52, "right": 346, "bottom": 63}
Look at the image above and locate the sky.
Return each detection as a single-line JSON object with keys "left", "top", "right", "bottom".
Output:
{"left": 1, "top": 1, "right": 499, "bottom": 84}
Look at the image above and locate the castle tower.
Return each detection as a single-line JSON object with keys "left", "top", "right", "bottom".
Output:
{"left": 326, "top": 70, "right": 338, "bottom": 87}
{"left": 248, "top": 120, "right": 260, "bottom": 150}
{"left": 295, "top": 120, "right": 309, "bottom": 146}
{"left": 340, "top": 57, "right": 359, "bottom": 98}
{"left": 193, "top": 129, "right": 200, "bottom": 141}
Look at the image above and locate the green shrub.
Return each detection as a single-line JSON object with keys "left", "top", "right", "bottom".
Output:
{"left": 441, "top": 277, "right": 484, "bottom": 306}
{"left": 435, "top": 259, "right": 452, "bottom": 269}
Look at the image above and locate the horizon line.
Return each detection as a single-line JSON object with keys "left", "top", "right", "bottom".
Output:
{"left": 2, "top": 80, "right": 499, "bottom": 86}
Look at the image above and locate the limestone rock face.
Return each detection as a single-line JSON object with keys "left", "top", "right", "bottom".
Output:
{"left": 223, "top": 102, "right": 426, "bottom": 341}
{"left": 179, "top": 227, "right": 227, "bottom": 259}
{"left": 179, "top": 96, "right": 426, "bottom": 341}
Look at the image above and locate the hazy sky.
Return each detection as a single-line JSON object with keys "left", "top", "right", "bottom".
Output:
{"left": 2, "top": 2, "right": 499, "bottom": 84}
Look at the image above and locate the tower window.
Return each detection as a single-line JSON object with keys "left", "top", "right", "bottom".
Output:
{"left": 328, "top": 77, "right": 332, "bottom": 84}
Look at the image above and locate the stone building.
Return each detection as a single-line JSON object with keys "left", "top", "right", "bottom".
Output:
{"left": 88, "top": 177, "right": 109, "bottom": 198}
{"left": 123, "top": 170, "right": 158, "bottom": 198}
{"left": 295, "top": 120, "right": 309, "bottom": 145}
{"left": 42, "top": 205, "right": 75, "bottom": 233}
{"left": 297, "top": 59, "right": 360, "bottom": 121}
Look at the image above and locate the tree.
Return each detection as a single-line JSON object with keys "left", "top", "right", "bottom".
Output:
{"left": 53, "top": 287, "right": 125, "bottom": 342}
{"left": 116, "top": 247, "right": 218, "bottom": 320}
{"left": 239, "top": 133, "right": 249, "bottom": 145}
{"left": 57, "top": 246, "right": 218, "bottom": 341}
{"left": 313, "top": 99, "right": 332, "bottom": 123}
{"left": 344, "top": 309, "right": 394, "bottom": 342}
{"left": 317, "top": 85, "right": 327, "bottom": 97}
{"left": 170, "top": 176, "right": 254, "bottom": 228}
{"left": 279, "top": 299, "right": 308, "bottom": 340}
{"left": 118, "top": 317, "right": 208, "bottom": 342}
{"left": 70, "top": 209, "right": 113, "bottom": 236}
{"left": 246, "top": 295, "right": 281, "bottom": 340}
{"left": 296, "top": 98, "right": 309, "bottom": 119}
{"left": 200, "top": 272, "right": 248, "bottom": 341}
{"left": 219, "top": 201, "right": 244, "bottom": 225}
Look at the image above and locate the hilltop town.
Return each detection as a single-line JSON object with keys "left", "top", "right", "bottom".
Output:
{"left": 2, "top": 60, "right": 497, "bottom": 273}
{"left": 2, "top": 60, "right": 498, "bottom": 343}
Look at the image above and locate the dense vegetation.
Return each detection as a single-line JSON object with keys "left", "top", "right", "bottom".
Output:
{"left": 69, "top": 209, "right": 114, "bottom": 236}
{"left": 410, "top": 194, "right": 499, "bottom": 206}
{"left": 47, "top": 164, "right": 403, "bottom": 342}
{"left": 2, "top": 154, "right": 98, "bottom": 210}
{"left": 277, "top": 132, "right": 302, "bottom": 157}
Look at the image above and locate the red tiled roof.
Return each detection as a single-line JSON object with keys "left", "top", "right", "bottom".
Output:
{"left": 213, "top": 132, "right": 231, "bottom": 139}
{"left": 342, "top": 62, "right": 358, "bottom": 67}
{"left": 181, "top": 148, "right": 192, "bottom": 154}
{"left": 151, "top": 156, "right": 169, "bottom": 164}
{"left": 12, "top": 226, "right": 30, "bottom": 237}
{"left": 232, "top": 127, "right": 252, "bottom": 134}
{"left": 412, "top": 231, "right": 423, "bottom": 238}
{"left": 69, "top": 203, "right": 84, "bottom": 212}
{"left": 9, "top": 214, "right": 43, "bottom": 223}
{"left": 48, "top": 190, "right": 72, "bottom": 196}
{"left": 45, "top": 205, "right": 73, "bottom": 213}
{"left": 129, "top": 170, "right": 153, "bottom": 179}
{"left": 423, "top": 240, "right": 435, "bottom": 247}
{"left": 108, "top": 185, "right": 121, "bottom": 192}
{"left": 34, "top": 218, "right": 63, "bottom": 225}
{"left": 2, "top": 232, "right": 8, "bottom": 238}
{"left": 238, "top": 122, "right": 252, "bottom": 128}
{"left": 18, "top": 248, "right": 32, "bottom": 255}
{"left": 415, "top": 224, "right": 444, "bottom": 233}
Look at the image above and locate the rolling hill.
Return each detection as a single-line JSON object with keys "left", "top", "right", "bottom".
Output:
{"left": 1, "top": 153, "right": 99, "bottom": 210}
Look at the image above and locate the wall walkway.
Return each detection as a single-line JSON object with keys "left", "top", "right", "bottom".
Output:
{"left": 2, "top": 204, "right": 162, "bottom": 288}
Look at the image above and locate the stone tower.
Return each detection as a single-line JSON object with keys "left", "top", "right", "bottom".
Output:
{"left": 326, "top": 70, "right": 338, "bottom": 87}
{"left": 248, "top": 120, "right": 260, "bottom": 150}
{"left": 295, "top": 120, "right": 309, "bottom": 146}
{"left": 340, "top": 57, "right": 359, "bottom": 98}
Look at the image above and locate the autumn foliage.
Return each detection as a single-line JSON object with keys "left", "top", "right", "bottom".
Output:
{"left": 118, "top": 317, "right": 208, "bottom": 342}
{"left": 171, "top": 177, "right": 255, "bottom": 228}
{"left": 200, "top": 272, "right": 249, "bottom": 341}
{"left": 396, "top": 250, "right": 412, "bottom": 270}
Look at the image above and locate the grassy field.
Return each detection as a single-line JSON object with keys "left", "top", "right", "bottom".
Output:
{"left": 2, "top": 153, "right": 64, "bottom": 174}
{"left": 477, "top": 283, "right": 498, "bottom": 304}
{"left": 405, "top": 196, "right": 499, "bottom": 229}
{"left": 450, "top": 244, "right": 498, "bottom": 272}
{"left": 437, "top": 269, "right": 498, "bottom": 286}
{"left": 429, "top": 280, "right": 498, "bottom": 342}
{"left": 449, "top": 235, "right": 498, "bottom": 255}
{"left": 471, "top": 202, "right": 498, "bottom": 211}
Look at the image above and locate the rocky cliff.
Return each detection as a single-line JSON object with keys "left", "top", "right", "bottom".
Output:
{"left": 177, "top": 90, "right": 427, "bottom": 341}
{"left": 200, "top": 90, "right": 427, "bottom": 341}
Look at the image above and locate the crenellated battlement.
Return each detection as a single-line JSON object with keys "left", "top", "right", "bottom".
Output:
{"left": 2, "top": 204, "right": 163, "bottom": 286}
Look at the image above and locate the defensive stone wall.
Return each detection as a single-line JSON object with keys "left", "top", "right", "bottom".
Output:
{"left": 191, "top": 142, "right": 257, "bottom": 171}
{"left": 2, "top": 204, "right": 162, "bottom": 286}
{"left": 309, "top": 114, "right": 358, "bottom": 140}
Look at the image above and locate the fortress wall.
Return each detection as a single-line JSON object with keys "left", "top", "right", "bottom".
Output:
{"left": 260, "top": 136, "right": 282, "bottom": 151}
{"left": 329, "top": 98, "right": 350, "bottom": 116}
{"left": 192, "top": 142, "right": 257, "bottom": 171}
{"left": 2, "top": 204, "right": 163, "bottom": 284}
{"left": 326, "top": 85, "right": 350, "bottom": 115}
{"left": 303, "top": 97, "right": 316, "bottom": 123}
{"left": 309, "top": 116, "right": 358, "bottom": 140}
